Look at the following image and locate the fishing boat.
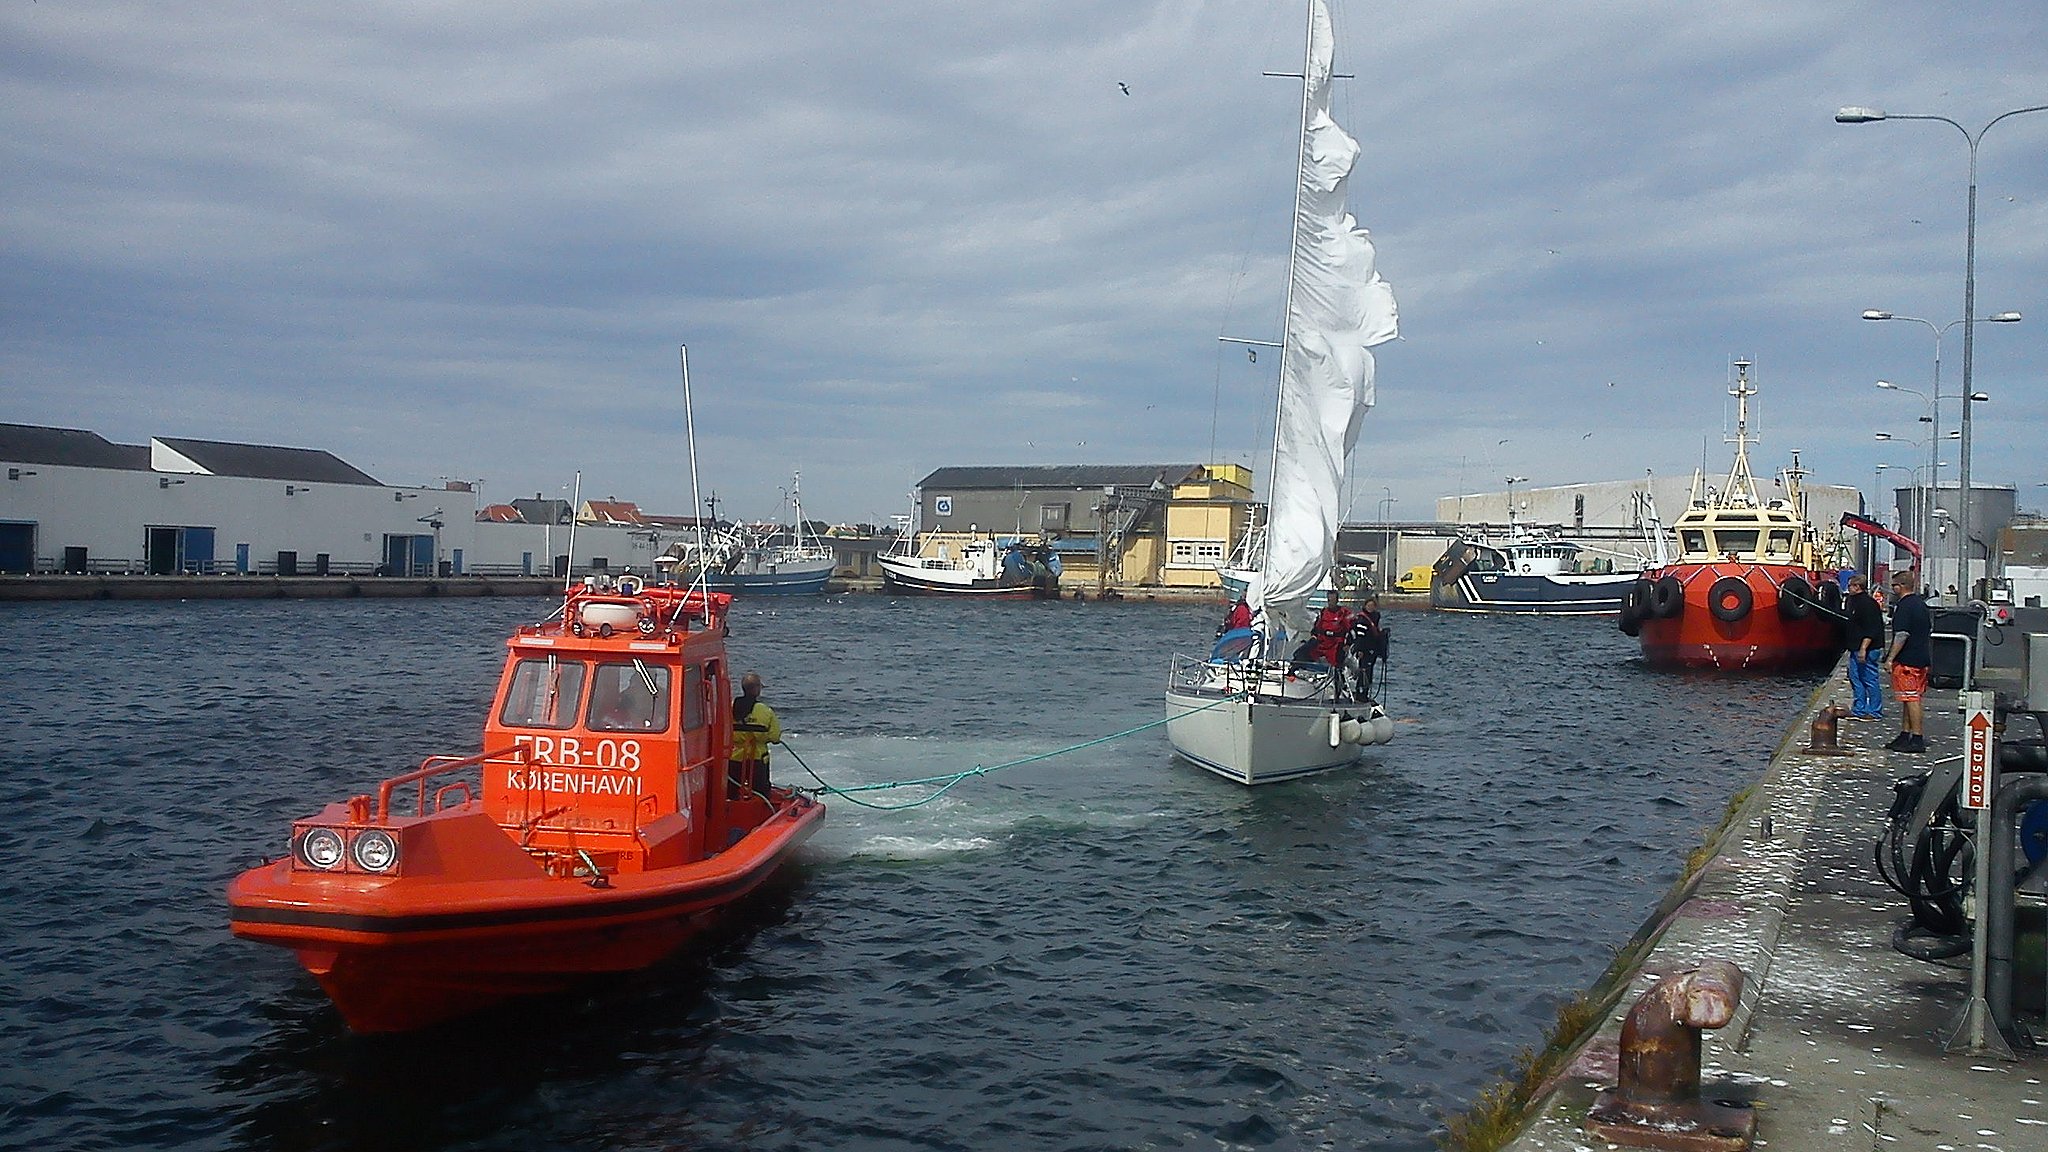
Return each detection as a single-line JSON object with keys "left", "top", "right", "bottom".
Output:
{"left": 226, "top": 575, "right": 825, "bottom": 1032}
{"left": 665, "top": 474, "right": 835, "bottom": 596}
{"left": 1618, "top": 360, "right": 1845, "bottom": 671}
{"left": 1428, "top": 529, "right": 1642, "bottom": 615}
{"left": 877, "top": 527, "right": 1060, "bottom": 598}
{"left": 1164, "top": 0, "right": 1399, "bottom": 785}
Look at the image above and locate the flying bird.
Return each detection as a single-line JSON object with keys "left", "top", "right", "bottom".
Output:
{"left": 1118, "top": 82, "right": 1131, "bottom": 96}
{"left": 1247, "top": 348, "right": 1257, "bottom": 362}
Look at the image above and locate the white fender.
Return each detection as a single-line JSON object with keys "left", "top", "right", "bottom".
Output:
{"left": 1369, "top": 715, "right": 1396, "bottom": 744}
{"left": 1328, "top": 711, "right": 1342, "bottom": 747}
{"left": 1339, "top": 717, "right": 1365, "bottom": 744}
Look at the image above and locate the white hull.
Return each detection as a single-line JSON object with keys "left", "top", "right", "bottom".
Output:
{"left": 1164, "top": 660, "right": 1367, "bottom": 785}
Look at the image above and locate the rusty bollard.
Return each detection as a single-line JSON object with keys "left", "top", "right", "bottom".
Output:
{"left": 1806, "top": 704, "right": 1848, "bottom": 755}
{"left": 1584, "top": 959, "right": 1755, "bottom": 1152}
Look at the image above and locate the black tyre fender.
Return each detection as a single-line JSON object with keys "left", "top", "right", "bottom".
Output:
{"left": 1709, "top": 575, "right": 1753, "bottom": 623}
{"left": 1652, "top": 574, "right": 1685, "bottom": 618}
{"left": 1818, "top": 579, "right": 1842, "bottom": 612}
{"left": 1778, "top": 575, "right": 1815, "bottom": 621}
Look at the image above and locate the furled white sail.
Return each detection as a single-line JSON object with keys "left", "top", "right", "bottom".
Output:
{"left": 1257, "top": 0, "right": 1398, "bottom": 640}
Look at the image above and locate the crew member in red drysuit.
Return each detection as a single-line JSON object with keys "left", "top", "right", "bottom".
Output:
{"left": 1309, "top": 594, "right": 1351, "bottom": 668}
{"left": 1222, "top": 597, "right": 1252, "bottom": 634}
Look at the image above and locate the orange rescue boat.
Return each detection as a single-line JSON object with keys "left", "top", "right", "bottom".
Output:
{"left": 227, "top": 576, "right": 824, "bottom": 1032}
{"left": 1618, "top": 361, "right": 1845, "bottom": 672}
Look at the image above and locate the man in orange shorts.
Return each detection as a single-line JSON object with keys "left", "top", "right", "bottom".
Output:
{"left": 1882, "top": 570, "right": 1932, "bottom": 753}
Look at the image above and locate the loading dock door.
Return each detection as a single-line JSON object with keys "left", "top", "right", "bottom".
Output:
{"left": 145, "top": 525, "right": 216, "bottom": 574}
{"left": 0, "top": 522, "right": 34, "bottom": 573}
{"left": 382, "top": 533, "right": 436, "bottom": 576}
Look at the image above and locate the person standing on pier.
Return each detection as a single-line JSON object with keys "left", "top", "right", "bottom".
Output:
{"left": 1843, "top": 574, "right": 1885, "bottom": 720}
{"left": 729, "top": 672, "right": 782, "bottom": 798}
{"left": 1882, "top": 571, "right": 1931, "bottom": 753}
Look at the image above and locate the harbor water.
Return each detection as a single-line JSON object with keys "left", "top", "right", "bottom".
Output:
{"left": 0, "top": 596, "right": 1819, "bottom": 1151}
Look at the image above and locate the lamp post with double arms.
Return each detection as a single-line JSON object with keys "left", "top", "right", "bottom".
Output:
{"left": 1839, "top": 102, "right": 2048, "bottom": 597}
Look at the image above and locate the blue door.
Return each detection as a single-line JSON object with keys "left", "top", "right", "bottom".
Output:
{"left": 235, "top": 542, "right": 251, "bottom": 574}
{"left": 183, "top": 527, "right": 216, "bottom": 574}
{"left": 411, "top": 535, "right": 434, "bottom": 576}
{"left": 0, "top": 522, "right": 33, "bottom": 573}
{"left": 452, "top": 548, "right": 464, "bottom": 575}
{"left": 521, "top": 551, "right": 533, "bottom": 576}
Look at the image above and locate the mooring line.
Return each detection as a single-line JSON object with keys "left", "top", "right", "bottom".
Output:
{"left": 780, "top": 690, "right": 1248, "bottom": 811}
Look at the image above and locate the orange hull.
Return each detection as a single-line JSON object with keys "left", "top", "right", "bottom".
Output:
{"left": 229, "top": 795, "right": 823, "bottom": 1032}
{"left": 1631, "top": 563, "right": 1841, "bottom": 672}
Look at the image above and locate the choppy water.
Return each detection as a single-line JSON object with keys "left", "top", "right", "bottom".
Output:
{"left": 0, "top": 596, "right": 1818, "bottom": 1151}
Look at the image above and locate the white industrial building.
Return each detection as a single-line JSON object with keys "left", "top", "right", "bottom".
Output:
{"left": 0, "top": 423, "right": 672, "bottom": 577}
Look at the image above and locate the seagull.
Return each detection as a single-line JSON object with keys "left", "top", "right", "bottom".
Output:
{"left": 1582, "top": 431, "right": 1595, "bottom": 439}
{"left": 1247, "top": 348, "right": 1257, "bottom": 362}
{"left": 1118, "top": 82, "right": 1131, "bottom": 96}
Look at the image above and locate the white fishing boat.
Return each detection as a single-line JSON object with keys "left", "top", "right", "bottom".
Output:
{"left": 1165, "top": 0, "right": 1399, "bottom": 786}
{"left": 659, "top": 475, "right": 836, "bottom": 596}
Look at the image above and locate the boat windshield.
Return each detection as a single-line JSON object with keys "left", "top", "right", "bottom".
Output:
{"left": 587, "top": 661, "right": 672, "bottom": 733}
{"left": 1716, "top": 530, "right": 1759, "bottom": 556}
{"left": 499, "top": 658, "right": 587, "bottom": 729}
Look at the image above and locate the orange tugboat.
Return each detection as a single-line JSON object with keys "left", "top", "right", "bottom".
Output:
{"left": 227, "top": 576, "right": 824, "bottom": 1032}
{"left": 1619, "top": 361, "right": 1844, "bottom": 672}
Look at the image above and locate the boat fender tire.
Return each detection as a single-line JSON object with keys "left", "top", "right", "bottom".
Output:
{"left": 1651, "top": 574, "right": 1684, "bottom": 618}
{"left": 1818, "top": 580, "right": 1842, "bottom": 612}
{"left": 1777, "top": 576, "right": 1815, "bottom": 621}
{"left": 1708, "top": 576, "right": 1753, "bottom": 623}
{"left": 1619, "top": 606, "right": 1643, "bottom": 637}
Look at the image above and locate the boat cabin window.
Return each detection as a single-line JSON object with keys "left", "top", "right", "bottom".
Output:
{"left": 683, "top": 664, "right": 705, "bottom": 730}
{"left": 1716, "top": 530, "right": 1759, "bottom": 555}
{"left": 587, "top": 661, "right": 672, "bottom": 732}
{"left": 1766, "top": 530, "right": 1794, "bottom": 555}
{"left": 1680, "top": 530, "right": 1707, "bottom": 553}
{"left": 499, "top": 658, "right": 587, "bottom": 729}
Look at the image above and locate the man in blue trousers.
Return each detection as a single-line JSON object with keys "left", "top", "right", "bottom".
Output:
{"left": 1843, "top": 573, "right": 1886, "bottom": 719}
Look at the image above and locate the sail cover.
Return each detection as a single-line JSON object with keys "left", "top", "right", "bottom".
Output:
{"left": 1257, "top": 0, "right": 1399, "bottom": 636}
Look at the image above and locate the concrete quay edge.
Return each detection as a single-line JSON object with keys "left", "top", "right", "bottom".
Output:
{"left": 1498, "top": 661, "right": 2048, "bottom": 1152}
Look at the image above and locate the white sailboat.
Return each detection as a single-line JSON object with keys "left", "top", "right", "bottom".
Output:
{"left": 1165, "top": 0, "right": 1399, "bottom": 786}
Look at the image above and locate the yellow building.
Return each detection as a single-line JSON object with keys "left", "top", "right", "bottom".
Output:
{"left": 903, "top": 463, "right": 1254, "bottom": 593}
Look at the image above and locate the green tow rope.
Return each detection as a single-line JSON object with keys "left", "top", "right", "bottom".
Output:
{"left": 780, "top": 690, "right": 1249, "bottom": 812}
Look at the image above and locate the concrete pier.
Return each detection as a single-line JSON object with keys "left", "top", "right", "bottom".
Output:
{"left": 1491, "top": 662, "right": 2048, "bottom": 1151}
{"left": 0, "top": 574, "right": 560, "bottom": 600}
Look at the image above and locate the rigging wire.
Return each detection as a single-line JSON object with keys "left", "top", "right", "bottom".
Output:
{"left": 780, "top": 690, "right": 1251, "bottom": 812}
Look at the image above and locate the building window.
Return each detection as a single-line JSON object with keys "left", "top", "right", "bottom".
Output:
{"left": 1040, "top": 503, "right": 1069, "bottom": 532}
{"left": 1168, "top": 539, "right": 1228, "bottom": 568}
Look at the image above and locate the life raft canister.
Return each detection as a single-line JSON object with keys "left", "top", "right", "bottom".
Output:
{"left": 1708, "top": 575, "right": 1753, "bottom": 623}
{"left": 1777, "top": 575, "right": 1816, "bottom": 621}
{"left": 1650, "top": 574, "right": 1685, "bottom": 618}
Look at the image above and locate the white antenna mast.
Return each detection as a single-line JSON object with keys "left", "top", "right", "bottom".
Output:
{"left": 563, "top": 470, "right": 582, "bottom": 592}
{"left": 680, "top": 345, "right": 709, "bottom": 597}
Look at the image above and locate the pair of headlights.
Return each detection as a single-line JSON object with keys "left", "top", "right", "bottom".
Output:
{"left": 295, "top": 826, "right": 400, "bottom": 874}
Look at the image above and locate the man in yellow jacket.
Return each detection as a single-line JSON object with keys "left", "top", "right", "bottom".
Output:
{"left": 729, "top": 672, "right": 782, "bottom": 798}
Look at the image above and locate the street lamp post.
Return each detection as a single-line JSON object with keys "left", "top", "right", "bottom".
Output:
{"left": 1839, "top": 102, "right": 2048, "bottom": 598}
{"left": 1875, "top": 428, "right": 1961, "bottom": 594}
{"left": 1873, "top": 378, "right": 1937, "bottom": 582}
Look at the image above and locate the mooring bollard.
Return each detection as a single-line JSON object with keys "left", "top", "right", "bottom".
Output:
{"left": 1584, "top": 959, "right": 1755, "bottom": 1151}
{"left": 1806, "top": 703, "right": 1848, "bottom": 755}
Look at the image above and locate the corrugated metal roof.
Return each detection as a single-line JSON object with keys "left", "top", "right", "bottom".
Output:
{"left": 917, "top": 464, "right": 1205, "bottom": 490}
{"left": 0, "top": 423, "right": 150, "bottom": 470}
{"left": 154, "top": 437, "right": 383, "bottom": 486}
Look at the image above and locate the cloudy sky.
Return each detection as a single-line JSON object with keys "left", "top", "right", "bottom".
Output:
{"left": 6, "top": 1, "right": 2046, "bottom": 525}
